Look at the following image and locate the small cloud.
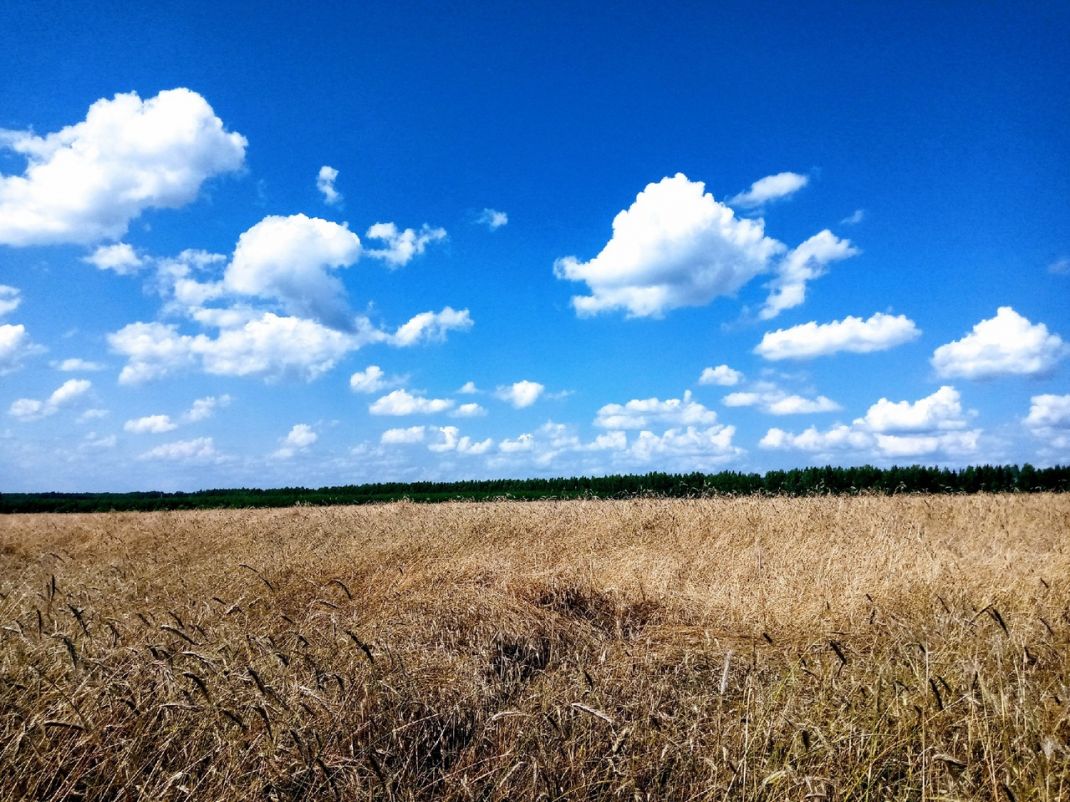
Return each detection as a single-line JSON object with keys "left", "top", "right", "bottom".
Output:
{"left": 840, "top": 209, "right": 866, "bottom": 225}
{"left": 428, "top": 426, "right": 493, "bottom": 454}
{"left": 499, "top": 433, "right": 535, "bottom": 453}
{"left": 182, "top": 394, "right": 231, "bottom": 423}
{"left": 391, "top": 307, "right": 473, "bottom": 347}
{"left": 756, "top": 313, "right": 921, "bottom": 361}
{"left": 124, "top": 414, "right": 178, "bottom": 434}
{"left": 723, "top": 383, "right": 841, "bottom": 415}
{"left": 349, "top": 365, "right": 404, "bottom": 394}
{"left": 0, "top": 285, "right": 21, "bottom": 317}
{"left": 364, "top": 222, "right": 446, "bottom": 267}
{"left": 1025, "top": 394, "right": 1070, "bottom": 430}
{"left": 53, "top": 358, "right": 106, "bottom": 372}
{"left": 369, "top": 389, "right": 454, "bottom": 416}
{"left": 475, "top": 208, "right": 508, "bottom": 230}
{"left": 931, "top": 307, "right": 1066, "bottom": 379}
{"left": 458, "top": 381, "right": 479, "bottom": 394}
{"left": 77, "top": 408, "right": 109, "bottom": 423}
{"left": 1, "top": 323, "right": 46, "bottom": 374}
{"left": 381, "top": 425, "right": 426, "bottom": 444}
{"left": 273, "top": 423, "right": 317, "bottom": 458}
{"left": 594, "top": 390, "right": 717, "bottom": 430}
{"left": 1025, "top": 394, "right": 1070, "bottom": 454}
{"left": 9, "top": 378, "right": 91, "bottom": 421}
{"left": 81, "top": 432, "right": 117, "bottom": 450}
{"left": 317, "top": 165, "right": 342, "bottom": 205}
{"left": 698, "top": 364, "right": 743, "bottom": 386}
{"left": 495, "top": 380, "right": 545, "bottom": 409}
{"left": 1049, "top": 257, "right": 1070, "bottom": 276}
{"left": 450, "top": 402, "right": 487, "bottom": 418}
{"left": 759, "top": 230, "right": 858, "bottom": 320}
{"left": 83, "top": 243, "right": 144, "bottom": 275}
{"left": 729, "top": 171, "right": 809, "bottom": 209}
{"left": 139, "top": 436, "right": 220, "bottom": 462}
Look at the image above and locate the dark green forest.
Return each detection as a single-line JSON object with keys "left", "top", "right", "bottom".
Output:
{"left": 1, "top": 463, "right": 1067, "bottom": 513}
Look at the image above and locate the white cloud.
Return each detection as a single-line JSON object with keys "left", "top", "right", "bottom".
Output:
{"left": 873, "top": 431, "right": 981, "bottom": 458}
{"left": 369, "top": 389, "right": 454, "bottom": 416}
{"left": 931, "top": 307, "right": 1066, "bottom": 379}
{"left": 499, "top": 433, "right": 535, "bottom": 453}
{"left": 317, "top": 165, "right": 342, "bottom": 205}
{"left": 0, "top": 88, "right": 246, "bottom": 246}
{"left": 109, "top": 321, "right": 199, "bottom": 383}
{"left": 0, "top": 323, "right": 43, "bottom": 374}
{"left": 76, "top": 408, "right": 109, "bottom": 423}
{"left": 223, "top": 213, "right": 362, "bottom": 326}
{"left": 272, "top": 423, "right": 317, "bottom": 458}
{"left": 728, "top": 171, "right": 809, "bottom": 209}
{"left": 723, "top": 384, "right": 841, "bottom": 415}
{"left": 861, "top": 385, "right": 966, "bottom": 432}
{"left": 1025, "top": 394, "right": 1070, "bottom": 430}
{"left": 427, "top": 426, "right": 493, "bottom": 455}
{"left": 83, "top": 242, "right": 143, "bottom": 275}
{"left": 1048, "top": 258, "right": 1070, "bottom": 276}
{"left": 109, "top": 313, "right": 377, "bottom": 384}
{"left": 766, "top": 395, "right": 841, "bottom": 415}
{"left": 459, "top": 437, "right": 494, "bottom": 455}
{"left": 153, "top": 249, "right": 227, "bottom": 309}
{"left": 756, "top": 312, "right": 921, "bottom": 360}
{"left": 203, "top": 315, "right": 377, "bottom": 379}
{"left": 1024, "top": 394, "right": 1070, "bottom": 453}
{"left": 364, "top": 222, "right": 446, "bottom": 267}
{"left": 81, "top": 432, "right": 117, "bottom": 450}
{"left": 349, "top": 364, "right": 404, "bottom": 394}
{"left": 9, "top": 378, "right": 92, "bottom": 421}
{"left": 124, "top": 414, "right": 178, "bottom": 434}
{"left": 841, "top": 209, "right": 866, "bottom": 225}
{"left": 476, "top": 208, "right": 508, "bottom": 230}
{"left": 761, "top": 425, "right": 981, "bottom": 459}
{"left": 391, "top": 307, "right": 473, "bottom": 346}
{"left": 0, "top": 285, "right": 21, "bottom": 317}
{"left": 698, "top": 364, "right": 743, "bottom": 386}
{"left": 589, "top": 431, "right": 629, "bottom": 451}
{"left": 111, "top": 304, "right": 470, "bottom": 385}
{"left": 53, "top": 358, "right": 105, "bottom": 372}
{"left": 554, "top": 173, "right": 785, "bottom": 318}
{"left": 760, "top": 386, "right": 978, "bottom": 460}
{"left": 484, "top": 420, "right": 741, "bottom": 473}
{"left": 627, "top": 425, "right": 741, "bottom": 464}
{"left": 451, "top": 402, "right": 486, "bottom": 418}
{"left": 381, "top": 426, "right": 426, "bottom": 444}
{"left": 182, "top": 394, "right": 231, "bottom": 422}
{"left": 760, "top": 230, "right": 858, "bottom": 320}
{"left": 458, "top": 381, "right": 479, "bottom": 394}
{"left": 107, "top": 213, "right": 472, "bottom": 383}
{"left": 495, "top": 380, "right": 545, "bottom": 409}
{"left": 760, "top": 424, "right": 869, "bottom": 453}
{"left": 139, "top": 436, "right": 219, "bottom": 462}
{"left": 594, "top": 390, "right": 718, "bottom": 429}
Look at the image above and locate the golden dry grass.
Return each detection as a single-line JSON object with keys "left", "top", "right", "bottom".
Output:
{"left": 1, "top": 495, "right": 1068, "bottom": 800}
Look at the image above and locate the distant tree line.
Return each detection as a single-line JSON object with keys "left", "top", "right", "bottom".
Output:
{"left": 1, "top": 464, "right": 1067, "bottom": 514}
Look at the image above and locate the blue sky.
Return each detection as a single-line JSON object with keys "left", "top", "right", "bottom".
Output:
{"left": 1, "top": 1, "right": 1068, "bottom": 491}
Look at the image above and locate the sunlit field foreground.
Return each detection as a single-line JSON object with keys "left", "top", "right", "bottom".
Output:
{"left": 1, "top": 496, "right": 1068, "bottom": 801}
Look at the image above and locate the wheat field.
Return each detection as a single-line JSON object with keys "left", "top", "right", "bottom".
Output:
{"left": 1, "top": 495, "right": 1068, "bottom": 800}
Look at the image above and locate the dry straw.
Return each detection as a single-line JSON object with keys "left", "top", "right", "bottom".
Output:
{"left": 1, "top": 494, "right": 1068, "bottom": 800}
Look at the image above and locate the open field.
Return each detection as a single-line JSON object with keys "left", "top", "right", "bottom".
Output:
{"left": 1, "top": 495, "right": 1069, "bottom": 800}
